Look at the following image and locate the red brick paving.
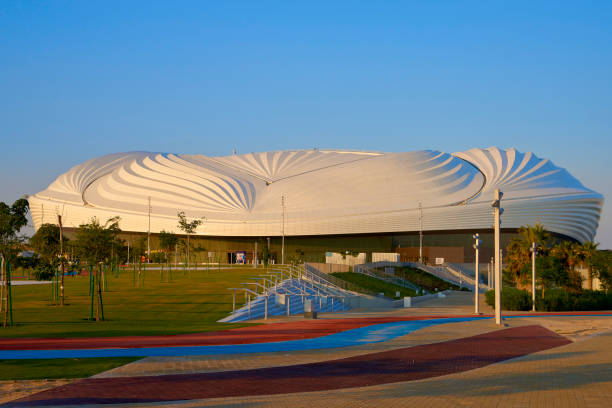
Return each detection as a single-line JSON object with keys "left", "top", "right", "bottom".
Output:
{"left": 1, "top": 312, "right": 603, "bottom": 351}
{"left": 10, "top": 325, "right": 571, "bottom": 406}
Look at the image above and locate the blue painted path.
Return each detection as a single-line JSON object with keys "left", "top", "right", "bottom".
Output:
{"left": 0, "top": 317, "right": 486, "bottom": 360}
{"left": 1, "top": 313, "right": 609, "bottom": 360}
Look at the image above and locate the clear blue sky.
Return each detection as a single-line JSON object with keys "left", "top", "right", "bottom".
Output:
{"left": 1, "top": 1, "right": 611, "bottom": 247}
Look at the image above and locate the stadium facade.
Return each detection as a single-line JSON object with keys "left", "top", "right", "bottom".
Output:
{"left": 28, "top": 147, "right": 603, "bottom": 263}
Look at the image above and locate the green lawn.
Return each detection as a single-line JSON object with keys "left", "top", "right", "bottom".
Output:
{"left": 331, "top": 272, "right": 416, "bottom": 298}
{"left": 0, "top": 357, "right": 141, "bottom": 380}
{"left": 0, "top": 266, "right": 270, "bottom": 380}
{"left": 389, "top": 266, "right": 462, "bottom": 292}
{"left": 1, "top": 266, "right": 262, "bottom": 339}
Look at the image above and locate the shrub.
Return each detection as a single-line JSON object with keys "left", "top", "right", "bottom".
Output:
{"left": 485, "top": 287, "right": 532, "bottom": 311}
{"left": 33, "top": 262, "right": 55, "bottom": 281}
{"left": 151, "top": 252, "right": 165, "bottom": 264}
{"left": 536, "top": 289, "right": 612, "bottom": 311}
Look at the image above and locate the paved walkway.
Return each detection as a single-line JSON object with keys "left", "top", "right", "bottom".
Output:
{"left": 167, "top": 326, "right": 611, "bottom": 408}
{"left": 2, "top": 291, "right": 611, "bottom": 407}
{"left": 8, "top": 325, "right": 571, "bottom": 406}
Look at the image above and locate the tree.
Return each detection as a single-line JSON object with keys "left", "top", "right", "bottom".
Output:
{"left": 261, "top": 241, "right": 270, "bottom": 267}
{"left": 504, "top": 223, "right": 551, "bottom": 289}
{"left": 158, "top": 230, "right": 178, "bottom": 271}
{"left": 518, "top": 223, "right": 551, "bottom": 253}
{"left": 535, "top": 256, "right": 567, "bottom": 298}
{"left": 551, "top": 241, "right": 583, "bottom": 291}
{"left": 177, "top": 211, "right": 204, "bottom": 275}
{"left": 578, "top": 241, "right": 599, "bottom": 290}
{"left": 591, "top": 250, "right": 612, "bottom": 291}
{"left": 505, "top": 238, "right": 531, "bottom": 289}
{"left": 74, "top": 217, "right": 121, "bottom": 265}
{"left": 73, "top": 216, "right": 121, "bottom": 321}
{"left": 30, "top": 222, "right": 70, "bottom": 305}
{"left": 0, "top": 198, "right": 29, "bottom": 327}
{"left": 29, "top": 223, "right": 64, "bottom": 264}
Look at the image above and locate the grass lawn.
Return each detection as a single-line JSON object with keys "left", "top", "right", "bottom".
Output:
{"left": 0, "top": 357, "right": 141, "bottom": 380}
{"left": 0, "top": 266, "right": 271, "bottom": 380}
{"left": 0, "top": 266, "right": 265, "bottom": 339}
{"left": 390, "top": 266, "right": 462, "bottom": 292}
{"left": 331, "top": 272, "right": 416, "bottom": 298}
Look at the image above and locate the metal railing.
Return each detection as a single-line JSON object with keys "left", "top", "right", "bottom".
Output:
{"left": 303, "top": 263, "right": 376, "bottom": 295}
{"left": 353, "top": 264, "right": 422, "bottom": 292}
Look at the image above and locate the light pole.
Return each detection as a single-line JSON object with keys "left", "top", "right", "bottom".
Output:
{"left": 147, "top": 196, "right": 151, "bottom": 263}
{"left": 58, "top": 215, "right": 64, "bottom": 306}
{"left": 490, "top": 257, "right": 494, "bottom": 289}
{"left": 490, "top": 189, "right": 504, "bottom": 325}
{"left": 281, "top": 195, "right": 286, "bottom": 265}
{"left": 473, "top": 233, "right": 481, "bottom": 314}
{"left": 530, "top": 242, "right": 538, "bottom": 312}
{"left": 418, "top": 202, "right": 423, "bottom": 263}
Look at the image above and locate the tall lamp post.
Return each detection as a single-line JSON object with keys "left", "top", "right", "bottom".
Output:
{"left": 147, "top": 196, "right": 151, "bottom": 263}
{"left": 418, "top": 202, "right": 423, "bottom": 263}
{"left": 530, "top": 242, "right": 538, "bottom": 312}
{"left": 490, "top": 189, "right": 504, "bottom": 325}
{"left": 281, "top": 195, "right": 286, "bottom": 265}
{"left": 473, "top": 233, "right": 481, "bottom": 314}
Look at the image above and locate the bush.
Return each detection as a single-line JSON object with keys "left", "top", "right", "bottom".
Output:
{"left": 151, "top": 252, "right": 166, "bottom": 264}
{"left": 33, "top": 262, "right": 55, "bottom": 281}
{"left": 486, "top": 287, "right": 612, "bottom": 311}
{"left": 536, "top": 289, "right": 612, "bottom": 311}
{"left": 485, "top": 287, "right": 532, "bottom": 311}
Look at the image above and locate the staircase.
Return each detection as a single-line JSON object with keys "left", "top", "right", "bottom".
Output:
{"left": 353, "top": 264, "right": 423, "bottom": 293}
{"left": 219, "top": 266, "right": 357, "bottom": 323}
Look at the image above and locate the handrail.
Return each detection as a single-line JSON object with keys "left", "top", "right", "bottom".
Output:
{"left": 353, "top": 264, "right": 422, "bottom": 292}
{"left": 304, "top": 263, "right": 376, "bottom": 295}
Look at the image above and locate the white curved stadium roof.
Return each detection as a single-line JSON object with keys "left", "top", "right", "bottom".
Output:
{"left": 28, "top": 147, "right": 603, "bottom": 243}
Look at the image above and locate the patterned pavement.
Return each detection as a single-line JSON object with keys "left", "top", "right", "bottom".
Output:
{"left": 8, "top": 325, "right": 570, "bottom": 406}
{"left": 2, "top": 300, "right": 611, "bottom": 407}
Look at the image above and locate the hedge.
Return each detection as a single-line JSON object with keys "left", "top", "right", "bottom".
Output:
{"left": 485, "top": 288, "right": 612, "bottom": 311}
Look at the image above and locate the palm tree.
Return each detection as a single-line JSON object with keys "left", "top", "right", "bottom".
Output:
{"left": 505, "top": 238, "right": 530, "bottom": 289}
{"left": 505, "top": 223, "right": 552, "bottom": 289}
{"left": 578, "top": 241, "right": 599, "bottom": 290}
{"left": 552, "top": 241, "right": 583, "bottom": 291}
{"left": 518, "top": 223, "right": 551, "bottom": 255}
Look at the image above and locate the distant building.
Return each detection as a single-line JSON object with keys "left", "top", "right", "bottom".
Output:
{"left": 28, "top": 147, "right": 603, "bottom": 263}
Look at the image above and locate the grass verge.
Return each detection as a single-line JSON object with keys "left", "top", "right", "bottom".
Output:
{"left": 0, "top": 267, "right": 267, "bottom": 339}
{"left": 331, "top": 272, "right": 416, "bottom": 298}
{"left": 0, "top": 357, "right": 141, "bottom": 380}
{"left": 390, "top": 266, "right": 462, "bottom": 292}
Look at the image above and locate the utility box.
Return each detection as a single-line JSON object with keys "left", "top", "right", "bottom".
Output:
{"left": 275, "top": 294, "right": 286, "bottom": 306}
{"left": 303, "top": 299, "right": 317, "bottom": 319}
{"left": 404, "top": 297, "right": 412, "bottom": 308}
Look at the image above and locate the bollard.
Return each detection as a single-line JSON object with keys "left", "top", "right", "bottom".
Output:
{"left": 232, "top": 289, "right": 236, "bottom": 312}
{"left": 403, "top": 296, "right": 412, "bottom": 308}
{"left": 287, "top": 295, "right": 291, "bottom": 316}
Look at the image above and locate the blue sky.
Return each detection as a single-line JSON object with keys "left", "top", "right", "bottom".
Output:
{"left": 1, "top": 1, "right": 611, "bottom": 247}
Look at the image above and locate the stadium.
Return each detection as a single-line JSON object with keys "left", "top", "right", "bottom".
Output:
{"left": 27, "top": 147, "right": 603, "bottom": 264}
